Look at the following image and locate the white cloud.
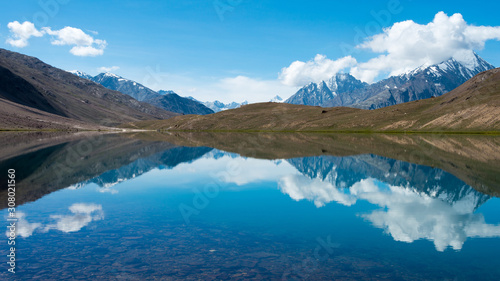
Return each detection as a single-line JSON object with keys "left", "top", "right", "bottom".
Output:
{"left": 69, "top": 45, "right": 106, "bottom": 56}
{"left": 279, "top": 174, "right": 357, "bottom": 207}
{"left": 162, "top": 153, "right": 299, "bottom": 186}
{"left": 5, "top": 21, "right": 107, "bottom": 56}
{"left": 5, "top": 21, "right": 44, "bottom": 48}
{"left": 352, "top": 180, "right": 500, "bottom": 252}
{"left": 7, "top": 212, "right": 42, "bottom": 238}
{"left": 98, "top": 66, "right": 120, "bottom": 73}
{"left": 6, "top": 203, "right": 103, "bottom": 238}
{"left": 277, "top": 174, "right": 500, "bottom": 252}
{"left": 43, "top": 26, "right": 107, "bottom": 57}
{"left": 213, "top": 76, "right": 298, "bottom": 103}
{"left": 279, "top": 54, "right": 357, "bottom": 86}
{"left": 43, "top": 26, "right": 93, "bottom": 46}
{"left": 44, "top": 203, "right": 104, "bottom": 233}
{"left": 143, "top": 73, "right": 298, "bottom": 103}
{"left": 351, "top": 12, "right": 500, "bottom": 82}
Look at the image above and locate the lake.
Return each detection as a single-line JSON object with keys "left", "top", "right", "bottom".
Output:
{"left": 1, "top": 132, "right": 500, "bottom": 280}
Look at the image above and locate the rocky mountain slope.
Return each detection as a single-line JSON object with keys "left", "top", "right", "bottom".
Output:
{"left": 285, "top": 73, "right": 367, "bottom": 106}
{"left": 287, "top": 51, "right": 494, "bottom": 109}
{"left": 146, "top": 93, "right": 215, "bottom": 115}
{"left": 72, "top": 71, "right": 214, "bottom": 115}
{"left": 0, "top": 49, "right": 177, "bottom": 129}
{"left": 91, "top": 72, "right": 161, "bottom": 101}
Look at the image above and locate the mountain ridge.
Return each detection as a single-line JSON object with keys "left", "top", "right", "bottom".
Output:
{"left": 125, "top": 67, "right": 500, "bottom": 132}
{"left": 286, "top": 51, "right": 495, "bottom": 109}
{"left": 0, "top": 48, "right": 177, "bottom": 129}
{"left": 71, "top": 71, "right": 214, "bottom": 115}
{"left": 285, "top": 73, "right": 368, "bottom": 106}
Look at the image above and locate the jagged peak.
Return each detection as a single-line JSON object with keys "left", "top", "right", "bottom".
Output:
{"left": 400, "top": 51, "right": 493, "bottom": 80}
{"left": 68, "top": 70, "right": 93, "bottom": 79}
{"left": 451, "top": 50, "right": 482, "bottom": 70}
{"left": 270, "top": 95, "right": 283, "bottom": 102}
{"left": 69, "top": 70, "right": 89, "bottom": 76}
{"left": 101, "top": 72, "right": 122, "bottom": 78}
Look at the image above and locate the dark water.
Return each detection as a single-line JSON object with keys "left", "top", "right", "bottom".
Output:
{"left": 1, "top": 133, "right": 500, "bottom": 280}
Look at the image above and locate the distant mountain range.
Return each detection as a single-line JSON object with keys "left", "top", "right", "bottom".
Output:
{"left": 190, "top": 95, "right": 283, "bottom": 113}
{"left": 286, "top": 51, "right": 495, "bottom": 109}
{"left": 194, "top": 99, "right": 249, "bottom": 113}
{"left": 70, "top": 71, "right": 214, "bottom": 115}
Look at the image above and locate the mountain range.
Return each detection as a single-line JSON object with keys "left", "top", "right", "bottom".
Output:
{"left": 286, "top": 51, "right": 495, "bottom": 109}
{"left": 1, "top": 48, "right": 499, "bottom": 133}
{"left": 286, "top": 154, "right": 489, "bottom": 209}
{"left": 71, "top": 71, "right": 214, "bottom": 115}
{"left": 0, "top": 48, "right": 177, "bottom": 129}
{"left": 191, "top": 98, "right": 249, "bottom": 113}
{"left": 132, "top": 67, "right": 500, "bottom": 132}
{"left": 190, "top": 95, "right": 283, "bottom": 113}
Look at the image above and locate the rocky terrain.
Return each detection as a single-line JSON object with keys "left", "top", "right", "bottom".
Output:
{"left": 0, "top": 48, "right": 178, "bottom": 130}
{"left": 125, "top": 68, "right": 500, "bottom": 132}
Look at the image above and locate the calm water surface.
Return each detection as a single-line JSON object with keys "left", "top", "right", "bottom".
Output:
{"left": 1, "top": 133, "right": 500, "bottom": 280}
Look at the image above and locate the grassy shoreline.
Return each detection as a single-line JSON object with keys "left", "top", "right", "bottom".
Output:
{"left": 2, "top": 128, "right": 500, "bottom": 135}
{"left": 153, "top": 128, "right": 500, "bottom": 135}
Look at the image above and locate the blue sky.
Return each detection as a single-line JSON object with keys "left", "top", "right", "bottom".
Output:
{"left": 1, "top": 0, "right": 500, "bottom": 103}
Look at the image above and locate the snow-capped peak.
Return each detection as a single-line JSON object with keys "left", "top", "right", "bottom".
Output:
{"left": 69, "top": 70, "right": 87, "bottom": 76}
{"left": 452, "top": 50, "right": 481, "bottom": 70}
{"left": 270, "top": 95, "right": 283, "bottom": 103}
{"left": 68, "top": 70, "right": 92, "bottom": 79}
{"left": 337, "top": 73, "right": 348, "bottom": 81}
{"left": 400, "top": 51, "right": 494, "bottom": 81}
{"left": 103, "top": 72, "right": 121, "bottom": 78}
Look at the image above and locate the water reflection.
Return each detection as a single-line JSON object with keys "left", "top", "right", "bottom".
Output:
{"left": 12, "top": 203, "right": 103, "bottom": 238}
{"left": 45, "top": 203, "right": 104, "bottom": 233}
{"left": 13, "top": 212, "right": 42, "bottom": 238}
{"left": 74, "top": 146, "right": 212, "bottom": 191}
{"left": 276, "top": 154, "right": 498, "bottom": 251}
{"left": 44, "top": 148, "right": 500, "bottom": 251}
{"left": 354, "top": 180, "right": 500, "bottom": 252}
{"left": 2, "top": 132, "right": 500, "bottom": 279}
{"left": 280, "top": 174, "right": 500, "bottom": 251}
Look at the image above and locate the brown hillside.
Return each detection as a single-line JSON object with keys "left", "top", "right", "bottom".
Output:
{"left": 0, "top": 49, "right": 178, "bottom": 129}
{"left": 125, "top": 69, "right": 500, "bottom": 132}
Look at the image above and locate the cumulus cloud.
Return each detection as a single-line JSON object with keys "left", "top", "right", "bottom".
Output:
{"left": 5, "top": 21, "right": 44, "bottom": 48}
{"left": 279, "top": 174, "right": 356, "bottom": 207}
{"left": 277, "top": 174, "right": 500, "bottom": 252}
{"left": 98, "top": 66, "right": 120, "bottom": 73}
{"left": 279, "top": 54, "right": 357, "bottom": 86}
{"left": 44, "top": 203, "right": 103, "bottom": 233}
{"left": 43, "top": 26, "right": 107, "bottom": 56}
{"left": 278, "top": 12, "right": 500, "bottom": 84}
{"left": 351, "top": 12, "right": 500, "bottom": 82}
{"left": 175, "top": 154, "right": 298, "bottom": 186}
{"left": 214, "top": 76, "right": 298, "bottom": 103}
{"left": 7, "top": 212, "right": 42, "bottom": 238}
{"left": 8, "top": 203, "right": 104, "bottom": 238}
{"left": 156, "top": 75, "right": 298, "bottom": 104}
{"left": 5, "top": 21, "right": 107, "bottom": 56}
{"left": 352, "top": 179, "right": 500, "bottom": 251}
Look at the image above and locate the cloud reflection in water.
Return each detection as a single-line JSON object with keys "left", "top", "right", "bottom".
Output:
{"left": 279, "top": 175, "right": 500, "bottom": 251}
{"left": 9, "top": 203, "right": 103, "bottom": 238}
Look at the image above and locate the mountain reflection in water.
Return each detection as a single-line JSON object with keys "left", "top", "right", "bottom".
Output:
{"left": 1, "top": 132, "right": 500, "bottom": 280}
